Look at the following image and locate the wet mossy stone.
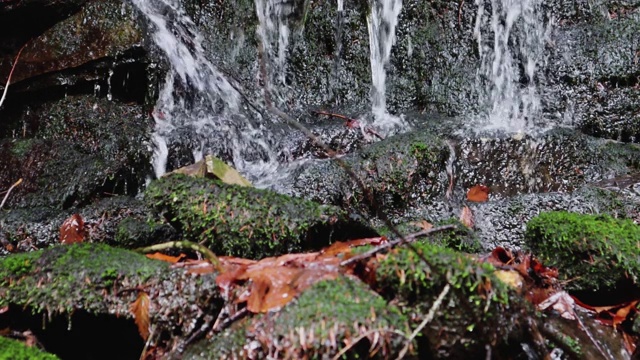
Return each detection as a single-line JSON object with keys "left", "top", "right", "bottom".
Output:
{"left": 293, "top": 129, "right": 450, "bottom": 217}
{"left": 0, "top": 336, "right": 59, "bottom": 360}
{"left": 183, "top": 276, "right": 409, "bottom": 359}
{"left": 374, "top": 242, "right": 526, "bottom": 358}
{"left": 0, "top": 243, "right": 223, "bottom": 353}
{"left": 0, "top": 243, "right": 168, "bottom": 313}
{"left": 145, "top": 174, "right": 376, "bottom": 259}
{"left": 525, "top": 211, "right": 640, "bottom": 292}
{"left": 377, "top": 219, "right": 483, "bottom": 253}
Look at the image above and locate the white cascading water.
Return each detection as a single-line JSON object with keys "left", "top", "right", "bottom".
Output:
{"left": 130, "top": 0, "right": 278, "bottom": 180}
{"left": 367, "top": 0, "right": 408, "bottom": 133}
{"left": 474, "top": 0, "right": 548, "bottom": 133}
{"left": 255, "top": 0, "right": 292, "bottom": 104}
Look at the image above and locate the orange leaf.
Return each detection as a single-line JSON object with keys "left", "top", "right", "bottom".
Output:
{"left": 467, "top": 185, "right": 490, "bottom": 202}
{"left": 145, "top": 252, "right": 186, "bottom": 264}
{"left": 60, "top": 214, "right": 85, "bottom": 244}
{"left": 245, "top": 267, "right": 299, "bottom": 313}
{"left": 130, "top": 292, "right": 150, "bottom": 341}
{"left": 459, "top": 206, "right": 474, "bottom": 228}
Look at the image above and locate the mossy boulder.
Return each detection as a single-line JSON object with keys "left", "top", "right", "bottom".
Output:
{"left": 183, "top": 276, "right": 409, "bottom": 359}
{"left": 374, "top": 242, "right": 526, "bottom": 358}
{"left": 0, "top": 243, "right": 221, "bottom": 339}
{"left": 0, "top": 196, "right": 174, "bottom": 255}
{"left": 292, "top": 130, "right": 450, "bottom": 218}
{"left": 0, "top": 336, "right": 59, "bottom": 360}
{"left": 524, "top": 211, "right": 640, "bottom": 292}
{"left": 145, "top": 174, "right": 376, "bottom": 259}
{"left": 0, "top": 95, "right": 153, "bottom": 209}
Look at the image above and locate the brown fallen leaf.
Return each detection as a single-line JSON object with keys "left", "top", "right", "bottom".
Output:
{"left": 410, "top": 219, "right": 433, "bottom": 231}
{"left": 467, "top": 184, "right": 490, "bottom": 202}
{"left": 60, "top": 214, "right": 85, "bottom": 244}
{"left": 145, "top": 252, "right": 186, "bottom": 264}
{"left": 130, "top": 292, "right": 150, "bottom": 341}
{"left": 459, "top": 206, "right": 474, "bottom": 228}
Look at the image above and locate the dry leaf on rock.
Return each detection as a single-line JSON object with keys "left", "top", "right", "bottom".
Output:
{"left": 60, "top": 214, "right": 85, "bottom": 244}
{"left": 459, "top": 206, "right": 474, "bottom": 228}
{"left": 145, "top": 252, "right": 186, "bottom": 264}
{"left": 410, "top": 220, "right": 433, "bottom": 231}
{"left": 130, "top": 292, "right": 150, "bottom": 341}
{"left": 467, "top": 185, "right": 490, "bottom": 202}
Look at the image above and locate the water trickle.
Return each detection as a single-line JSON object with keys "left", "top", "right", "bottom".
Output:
{"left": 474, "top": 0, "right": 549, "bottom": 133}
{"left": 367, "top": 0, "right": 408, "bottom": 133}
{"left": 130, "top": 0, "right": 278, "bottom": 180}
{"left": 255, "top": 0, "right": 293, "bottom": 104}
{"left": 106, "top": 69, "right": 114, "bottom": 101}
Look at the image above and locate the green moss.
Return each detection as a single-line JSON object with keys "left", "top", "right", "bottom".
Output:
{"left": 0, "top": 243, "right": 168, "bottom": 313}
{"left": 524, "top": 211, "right": 640, "bottom": 292}
{"left": 430, "top": 219, "right": 483, "bottom": 253}
{"left": 339, "top": 131, "right": 449, "bottom": 215}
{"left": 185, "top": 276, "right": 409, "bottom": 359}
{"left": 145, "top": 174, "right": 352, "bottom": 259}
{"left": 0, "top": 337, "right": 59, "bottom": 360}
{"left": 114, "top": 217, "right": 172, "bottom": 248}
{"left": 374, "top": 242, "right": 520, "bottom": 356}
{"left": 8, "top": 139, "right": 35, "bottom": 158}
{"left": 376, "top": 219, "right": 482, "bottom": 253}
{"left": 0, "top": 255, "right": 34, "bottom": 280}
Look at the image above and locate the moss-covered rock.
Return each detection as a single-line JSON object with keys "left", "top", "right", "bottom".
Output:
{"left": 0, "top": 243, "right": 167, "bottom": 313}
{"left": 0, "top": 196, "right": 174, "bottom": 255}
{"left": 0, "top": 243, "right": 221, "bottom": 336}
{"left": 374, "top": 242, "right": 526, "bottom": 358}
{"left": 292, "top": 129, "right": 450, "bottom": 218}
{"left": 377, "top": 219, "right": 483, "bottom": 253}
{"left": 145, "top": 174, "right": 376, "bottom": 259}
{"left": 0, "top": 336, "right": 59, "bottom": 360}
{"left": 524, "top": 211, "right": 640, "bottom": 292}
{"left": 0, "top": 0, "right": 143, "bottom": 84}
{"left": 183, "top": 276, "right": 409, "bottom": 359}
{"left": 0, "top": 95, "right": 153, "bottom": 209}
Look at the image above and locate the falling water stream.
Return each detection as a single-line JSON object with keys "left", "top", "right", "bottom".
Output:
{"left": 255, "top": 0, "right": 293, "bottom": 104}
{"left": 367, "top": 0, "right": 408, "bottom": 133}
{"left": 130, "top": 0, "right": 278, "bottom": 180}
{"left": 473, "top": 0, "right": 548, "bottom": 133}
{"left": 130, "top": 0, "right": 549, "bottom": 185}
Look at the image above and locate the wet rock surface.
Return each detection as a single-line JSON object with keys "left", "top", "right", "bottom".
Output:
{"left": 0, "top": 0, "right": 639, "bottom": 358}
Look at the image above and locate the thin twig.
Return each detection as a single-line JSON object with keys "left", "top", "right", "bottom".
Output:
{"left": 313, "top": 110, "right": 358, "bottom": 122}
{"left": 313, "top": 110, "right": 385, "bottom": 140}
{"left": 135, "top": 240, "right": 222, "bottom": 272}
{"left": 213, "top": 307, "right": 248, "bottom": 334}
{"left": 396, "top": 283, "right": 451, "bottom": 359}
{"left": 0, "top": 44, "right": 26, "bottom": 108}
{"left": 0, "top": 178, "right": 23, "bottom": 210}
{"left": 340, "top": 224, "right": 457, "bottom": 267}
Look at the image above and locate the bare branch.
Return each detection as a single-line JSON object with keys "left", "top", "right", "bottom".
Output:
{"left": 0, "top": 44, "right": 26, "bottom": 109}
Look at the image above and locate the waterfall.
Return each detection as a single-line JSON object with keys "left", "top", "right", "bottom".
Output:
{"left": 129, "top": 0, "right": 278, "bottom": 179}
{"left": 255, "top": 0, "right": 293, "bottom": 104}
{"left": 367, "top": 0, "right": 408, "bottom": 133}
{"left": 474, "top": 0, "right": 548, "bottom": 133}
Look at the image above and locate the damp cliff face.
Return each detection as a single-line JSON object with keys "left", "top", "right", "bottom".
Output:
{"left": 0, "top": 1, "right": 639, "bottom": 359}
{"left": 0, "top": 0, "right": 638, "bottom": 247}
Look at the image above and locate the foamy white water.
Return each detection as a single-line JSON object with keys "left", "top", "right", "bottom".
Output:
{"left": 474, "top": 0, "right": 549, "bottom": 133}
{"left": 367, "top": 0, "right": 408, "bottom": 133}
{"left": 130, "top": 0, "right": 278, "bottom": 180}
{"left": 256, "top": 0, "right": 293, "bottom": 104}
